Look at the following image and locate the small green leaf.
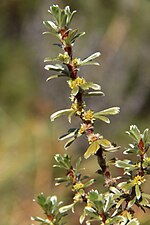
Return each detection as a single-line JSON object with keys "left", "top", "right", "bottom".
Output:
{"left": 46, "top": 74, "right": 68, "bottom": 81}
{"left": 94, "top": 107, "right": 120, "bottom": 116}
{"left": 89, "top": 83, "right": 101, "bottom": 90}
{"left": 81, "top": 82, "right": 101, "bottom": 90}
{"left": 65, "top": 6, "right": 77, "bottom": 26}
{"left": 79, "top": 82, "right": 92, "bottom": 90}
{"left": 104, "top": 145, "right": 120, "bottom": 152}
{"left": 60, "top": 11, "right": 67, "bottom": 28}
{"left": 97, "top": 139, "right": 111, "bottom": 147}
{"left": 55, "top": 177, "right": 68, "bottom": 185}
{"left": 115, "top": 160, "right": 132, "bottom": 169}
{"left": 142, "top": 128, "right": 149, "bottom": 143}
{"left": 45, "top": 64, "right": 70, "bottom": 76}
{"left": 72, "top": 86, "right": 79, "bottom": 96}
{"left": 48, "top": 21, "right": 58, "bottom": 30}
{"left": 126, "top": 125, "right": 141, "bottom": 142}
{"left": 127, "top": 218, "right": 140, "bottom": 225}
{"left": 36, "top": 192, "right": 46, "bottom": 208}
{"left": 49, "top": 5, "right": 60, "bottom": 25}
{"left": 109, "top": 187, "right": 121, "bottom": 195}
{"left": 53, "top": 154, "right": 71, "bottom": 169}
{"left": 127, "top": 197, "right": 136, "bottom": 209}
{"left": 108, "top": 216, "right": 126, "bottom": 224}
{"left": 79, "top": 211, "right": 86, "bottom": 224}
{"left": 65, "top": 29, "right": 85, "bottom": 45}
{"left": 81, "top": 61, "right": 100, "bottom": 66}
{"left": 44, "top": 56, "right": 58, "bottom": 62}
{"left": 50, "top": 109, "right": 73, "bottom": 121}
{"left": 88, "top": 190, "right": 99, "bottom": 201}
{"left": 43, "top": 31, "right": 54, "bottom": 35}
{"left": 59, "top": 203, "right": 75, "bottom": 213}
{"left": 104, "top": 194, "right": 114, "bottom": 212}
{"left": 68, "top": 111, "right": 75, "bottom": 123}
{"left": 50, "top": 195, "right": 57, "bottom": 205}
{"left": 70, "top": 31, "right": 85, "bottom": 43}
{"left": 84, "top": 179, "right": 95, "bottom": 188}
{"left": 58, "top": 128, "right": 78, "bottom": 141}
{"left": 84, "top": 91, "right": 105, "bottom": 97}
{"left": 140, "top": 195, "right": 149, "bottom": 206}
{"left": 84, "top": 141, "right": 100, "bottom": 159}
{"left": 85, "top": 206, "right": 97, "bottom": 215}
{"left": 94, "top": 115, "right": 110, "bottom": 124}
{"left": 81, "top": 52, "right": 101, "bottom": 65}
{"left": 31, "top": 216, "right": 50, "bottom": 224}
{"left": 44, "top": 64, "right": 64, "bottom": 71}
{"left": 142, "top": 193, "right": 150, "bottom": 199}
{"left": 116, "top": 198, "right": 125, "bottom": 209}
{"left": 117, "top": 181, "right": 134, "bottom": 192}
{"left": 64, "top": 137, "right": 75, "bottom": 149}
{"left": 43, "top": 21, "right": 58, "bottom": 34}
{"left": 135, "top": 184, "right": 141, "bottom": 200}
{"left": 123, "top": 147, "right": 136, "bottom": 154}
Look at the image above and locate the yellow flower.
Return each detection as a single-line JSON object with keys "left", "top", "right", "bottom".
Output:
{"left": 72, "top": 58, "right": 81, "bottom": 66}
{"left": 83, "top": 110, "right": 95, "bottom": 122}
{"left": 73, "top": 182, "right": 84, "bottom": 191}
{"left": 58, "top": 52, "right": 69, "bottom": 63}
{"left": 68, "top": 77, "right": 86, "bottom": 89}
{"left": 72, "top": 58, "right": 78, "bottom": 65}
{"left": 144, "top": 157, "right": 150, "bottom": 164}
{"left": 134, "top": 175, "right": 145, "bottom": 185}
{"left": 71, "top": 100, "right": 85, "bottom": 115}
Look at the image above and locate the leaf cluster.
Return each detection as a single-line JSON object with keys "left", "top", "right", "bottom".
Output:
{"left": 31, "top": 193, "right": 66, "bottom": 225}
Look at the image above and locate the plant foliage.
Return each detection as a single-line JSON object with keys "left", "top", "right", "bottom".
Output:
{"left": 32, "top": 5, "right": 150, "bottom": 225}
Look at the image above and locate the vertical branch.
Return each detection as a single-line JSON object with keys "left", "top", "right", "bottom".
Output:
{"left": 96, "top": 148, "right": 112, "bottom": 186}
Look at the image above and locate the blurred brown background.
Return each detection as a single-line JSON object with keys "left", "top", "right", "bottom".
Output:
{"left": 0, "top": 0, "right": 150, "bottom": 224}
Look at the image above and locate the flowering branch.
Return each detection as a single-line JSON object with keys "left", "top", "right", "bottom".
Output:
{"left": 31, "top": 5, "right": 150, "bottom": 225}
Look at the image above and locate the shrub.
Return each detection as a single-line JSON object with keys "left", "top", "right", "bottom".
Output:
{"left": 31, "top": 5, "right": 150, "bottom": 225}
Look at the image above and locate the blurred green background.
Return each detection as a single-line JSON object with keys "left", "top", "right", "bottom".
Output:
{"left": 0, "top": 0, "right": 150, "bottom": 224}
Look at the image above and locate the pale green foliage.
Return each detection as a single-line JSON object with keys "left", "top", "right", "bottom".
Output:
{"left": 32, "top": 5, "right": 150, "bottom": 225}
{"left": 32, "top": 193, "right": 66, "bottom": 225}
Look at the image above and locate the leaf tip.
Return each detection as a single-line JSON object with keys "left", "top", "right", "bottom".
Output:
{"left": 44, "top": 65, "right": 49, "bottom": 70}
{"left": 50, "top": 116, "right": 54, "bottom": 122}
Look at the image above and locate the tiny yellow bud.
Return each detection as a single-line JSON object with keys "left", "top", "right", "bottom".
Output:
{"left": 73, "top": 182, "right": 84, "bottom": 190}
{"left": 83, "top": 110, "right": 95, "bottom": 122}
{"left": 68, "top": 77, "right": 86, "bottom": 89}
{"left": 134, "top": 175, "right": 145, "bottom": 185}
{"left": 58, "top": 52, "right": 69, "bottom": 63}
{"left": 72, "top": 58, "right": 78, "bottom": 65}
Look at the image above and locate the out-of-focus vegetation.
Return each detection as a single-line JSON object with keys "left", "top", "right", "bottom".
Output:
{"left": 0, "top": 0, "right": 150, "bottom": 225}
